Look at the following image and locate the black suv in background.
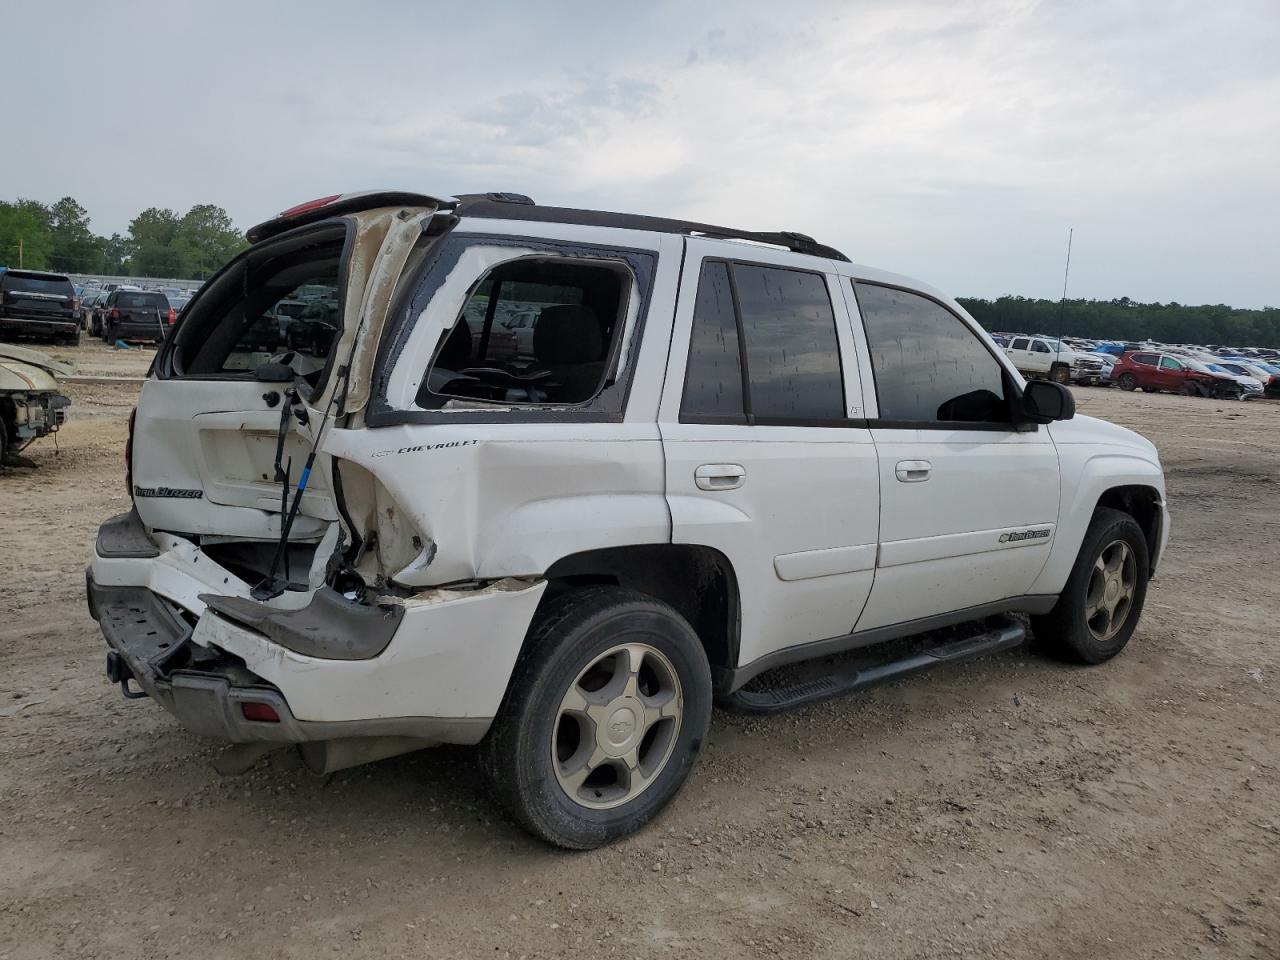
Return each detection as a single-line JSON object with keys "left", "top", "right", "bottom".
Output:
{"left": 0, "top": 270, "right": 81, "bottom": 344}
{"left": 101, "top": 290, "right": 174, "bottom": 343}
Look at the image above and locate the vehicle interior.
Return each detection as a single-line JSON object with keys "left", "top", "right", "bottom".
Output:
{"left": 418, "top": 257, "right": 629, "bottom": 407}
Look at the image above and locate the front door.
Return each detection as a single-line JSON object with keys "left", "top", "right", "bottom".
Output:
{"left": 659, "top": 240, "right": 880, "bottom": 670}
{"left": 847, "top": 282, "right": 1061, "bottom": 631}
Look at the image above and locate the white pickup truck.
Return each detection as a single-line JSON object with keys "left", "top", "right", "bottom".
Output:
{"left": 87, "top": 191, "right": 1169, "bottom": 848}
{"left": 1004, "top": 335, "right": 1110, "bottom": 385}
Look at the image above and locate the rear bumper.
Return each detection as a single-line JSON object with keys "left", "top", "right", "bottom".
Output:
{"left": 0, "top": 316, "right": 77, "bottom": 337}
{"left": 107, "top": 321, "right": 169, "bottom": 341}
{"left": 87, "top": 512, "right": 546, "bottom": 745}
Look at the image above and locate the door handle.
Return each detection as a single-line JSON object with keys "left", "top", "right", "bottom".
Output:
{"left": 895, "top": 459, "right": 931, "bottom": 482}
{"left": 695, "top": 463, "right": 745, "bottom": 491}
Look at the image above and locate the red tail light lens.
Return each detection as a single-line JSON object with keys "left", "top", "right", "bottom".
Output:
{"left": 277, "top": 194, "right": 342, "bottom": 219}
{"left": 109, "top": 307, "right": 119, "bottom": 319}
{"left": 167, "top": 307, "right": 176, "bottom": 324}
{"left": 241, "top": 701, "right": 281, "bottom": 723}
{"left": 71, "top": 297, "right": 80, "bottom": 312}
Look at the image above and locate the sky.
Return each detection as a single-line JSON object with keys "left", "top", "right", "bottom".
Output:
{"left": 2, "top": 0, "right": 1277, "bottom": 306}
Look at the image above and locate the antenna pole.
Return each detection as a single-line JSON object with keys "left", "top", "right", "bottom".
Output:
{"left": 1055, "top": 228, "right": 1073, "bottom": 360}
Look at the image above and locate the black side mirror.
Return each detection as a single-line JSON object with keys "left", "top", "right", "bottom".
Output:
{"left": 1019, "top": 380, "right": 1075, "bottom": 424}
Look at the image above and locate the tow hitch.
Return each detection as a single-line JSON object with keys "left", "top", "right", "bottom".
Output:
{"left": 105, "top": 650, "right": 148, "bottom": 699}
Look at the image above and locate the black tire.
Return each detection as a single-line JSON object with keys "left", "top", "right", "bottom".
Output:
{"left": 1179, "top": 381, "right": 1202, "bottom": 397}
{"left": 1117, "top": 373, "right": 1137, "bottom": 391}
{"left": 106, "top": 322, "right": 117, "bottom": 344}
{"left": 1049, "top": 363, "right": 1071, "bottom": 385}
{"left": 1031, "top": 507, "right": 1149, "bottom": 665}
{"left": 481, "top": 585, "right": 712, "bottom": 849}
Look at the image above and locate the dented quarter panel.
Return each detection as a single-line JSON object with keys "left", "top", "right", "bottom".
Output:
{"left": 324, "top": 422, "right": 669, "bottom": 584}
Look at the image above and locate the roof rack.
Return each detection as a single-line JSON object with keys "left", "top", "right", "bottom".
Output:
{"left": 450, "top": 193, "right": 850, "bottom": 262}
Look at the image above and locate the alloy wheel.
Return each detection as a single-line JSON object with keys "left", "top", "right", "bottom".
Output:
{"left": 1085, "top": 539, "right": 1137, "bottom": 642}
{"left": 552, "top": 642, "right": 682, "bottom": 810}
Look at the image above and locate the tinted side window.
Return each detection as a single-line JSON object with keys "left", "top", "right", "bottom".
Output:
{"left": 1031, "top": 340, "right": 1051, "bottom": 353}
{"left": 1132, "top": 353, "right": 1158, "bottom": 366}
{"left": 733, "top": 265, "right": 844, "bottom": 421}
{"left": 855, "top": 283, "right": 1008, "bottom": 424}
{"left": 681, "top": 261, "right": 745, "bottom": 420}
{"left": 1010, "top": 337, "right": 1028, "bottom": 351}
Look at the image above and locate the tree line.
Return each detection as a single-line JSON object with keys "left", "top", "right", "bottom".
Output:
{"left": 0, "top": 196, "right": 247, "bottom": 280}
{"left": 957, "top": 295, "right": 1280, "bottom": 348}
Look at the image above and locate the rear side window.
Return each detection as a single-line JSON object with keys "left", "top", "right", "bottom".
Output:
{"left": 116, "top": 292, "right": 169, "bottom": 309}
{"left": 1010, "top": 337, "right": 1028, "bottom": 351}
{"left": 680, "top": 261, "right": 845, "bottom": 423}
{"left": 419, "top": 256, "right": 629, "bottom": 407}
{"left": 1, "top": 273, "right": 74, "bottom": 297}
{"left": 855, "top": 283, "right": 1008, "bottom": 424}
{"left": 1131, "top": 353, "right": 1158, "bottom": 366}
{"left": 1031, "top": 339, "right": 1052, "bottom": 353}
{"left": 680, "top": 262, "right": 744, "bottom": 420}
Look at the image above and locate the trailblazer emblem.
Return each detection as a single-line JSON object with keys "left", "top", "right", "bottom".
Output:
{"left": 999, "top": 528, "right": 1051, "bottom": 543}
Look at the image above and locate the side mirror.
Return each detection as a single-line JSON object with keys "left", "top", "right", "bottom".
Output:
{"left": 1018, "top": 380, "right": 1075, "bottom": 424}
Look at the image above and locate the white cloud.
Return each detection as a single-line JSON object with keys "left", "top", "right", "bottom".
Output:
{"left": 2, "top": 0, "right": 1276, "bottom": 305}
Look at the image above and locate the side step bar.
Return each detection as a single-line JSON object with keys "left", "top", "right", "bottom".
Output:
{"left": 724, "top": 616, "right": 1026, "bottom": 714}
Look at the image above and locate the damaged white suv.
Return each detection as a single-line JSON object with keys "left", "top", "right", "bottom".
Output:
{"left": 88, "top": 191, "right": 1169, "bottom": 848}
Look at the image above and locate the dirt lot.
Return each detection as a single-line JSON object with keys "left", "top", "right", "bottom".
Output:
{"left": 1, "top": 355, "right": 1277, "bottom": 960}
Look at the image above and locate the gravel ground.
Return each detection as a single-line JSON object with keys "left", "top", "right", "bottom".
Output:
{"left": 1, "top": 368, "right": 1277, "bottom": 960}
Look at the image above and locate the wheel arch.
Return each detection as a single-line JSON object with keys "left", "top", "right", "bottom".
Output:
{"left": 1030, "top": 453, "right": 1166, "bottom": 597}
{"left": 536, "top": 543, "right": 741, "bottom": 683}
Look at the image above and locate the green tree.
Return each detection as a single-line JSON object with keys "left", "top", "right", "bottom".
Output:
{"left": 174, "top": 203, "right": 247, "bottom": 278}
{"left": 47, "top": 196, "right": 104, "bottom": 274}
{"left": 127, "top": 207, "right": 183, "bottom": 277}
{"left": 0, "top": 198, "right": 54, "bottom": 269}
{"left": 101, "top": 232, "right": 130, "bottom": 274}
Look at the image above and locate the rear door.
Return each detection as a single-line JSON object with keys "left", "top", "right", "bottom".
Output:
{"left": 659, "top": 239, "right": 880, "bottom": 670}
{"left": 130, "top": 204, "right": 434, "bottom": 540}
{"left": 847, "top": 281, "right": 1060, "bottom": 630}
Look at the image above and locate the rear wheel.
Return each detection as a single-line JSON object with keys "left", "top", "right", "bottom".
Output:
{"left": 1031, "top": 507, "right": 1148, "bottom": 664}
{"left": 481, "top": 586, "right": 712, "bottom": 849}
{"left": 1117, "top": 373, "right": 1137, "bottom": 391}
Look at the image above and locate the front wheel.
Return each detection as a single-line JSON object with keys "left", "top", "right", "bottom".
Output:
{"left": 1031, "top": 507, "right": 1148, "bottom": 664}
{"left": 1049, "top": 364, "right": 1071, "bottom": 384}
{"left": 481, "top": 586, "right": 712, "bottom": 849}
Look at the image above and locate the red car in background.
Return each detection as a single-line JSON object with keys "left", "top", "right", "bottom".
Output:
{"left": 1112, "top": 351, "right": 1242, "bottom": 398}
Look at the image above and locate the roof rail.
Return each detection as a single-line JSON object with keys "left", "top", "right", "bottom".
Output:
{"left": 449, "top": 194, "right": 850, "bottom": 262}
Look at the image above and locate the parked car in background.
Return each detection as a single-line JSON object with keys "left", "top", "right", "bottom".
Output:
{"left": 0, "top": 270, "right": 81, "bottom": 345}
{"left": 1004, "top": 335, "right": 1109, "bottom": 384}
{"left": 1112, "top": 351, "right": 1243, "bottom": 398}
{"left": 1215, "top": 359, "right": 1280, "bottom": 397}
{"left": 81, "top": 290, "right": 111, "bottom": 333}
{"left": 101, "top": 290, "right": 174, "bottom": 343}
{"left": 0, "top": 343, "right": 71, "bottom": 466}
{"left": 1195, "top": 360, "right": 1263, "bottom": 398}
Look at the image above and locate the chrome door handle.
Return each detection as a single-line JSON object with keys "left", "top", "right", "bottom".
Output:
{"left": 895, "top": 459, "right": 931, "bottom": 482}
{"left": 695, "top": 463, "right": 745, "bottom": 491}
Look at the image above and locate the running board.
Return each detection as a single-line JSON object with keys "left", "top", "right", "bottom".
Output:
{"left": 724, "top": 617, "right": 1026, "bottom": 714}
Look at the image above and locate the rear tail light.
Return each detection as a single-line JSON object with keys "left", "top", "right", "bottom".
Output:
{"left": 166, "top": 307, "right": 176, "bottom": 324}
{"left": 109, "top": 307, "right": 119, "bottom": 319}
{"left": 71, "top": 297, "right": 80, "bottom": 312}
{"left": 241, "top": 701, "right": 281, "bottom": 723}
{"left": 277, "top": 194, "right": 342, "bottom": 219}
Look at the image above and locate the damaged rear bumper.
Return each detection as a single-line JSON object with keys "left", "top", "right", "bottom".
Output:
{"left": 87, "top": 511, "right": 547, "bottom": 748}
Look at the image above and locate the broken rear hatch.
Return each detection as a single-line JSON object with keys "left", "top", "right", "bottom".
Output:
{"left": 129, "top": 196, "right": 442, "bottom": 557}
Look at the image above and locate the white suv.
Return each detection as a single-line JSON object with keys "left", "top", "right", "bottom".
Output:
{"left": 87, "top": 191, "right": 1169, "bottom": 848}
